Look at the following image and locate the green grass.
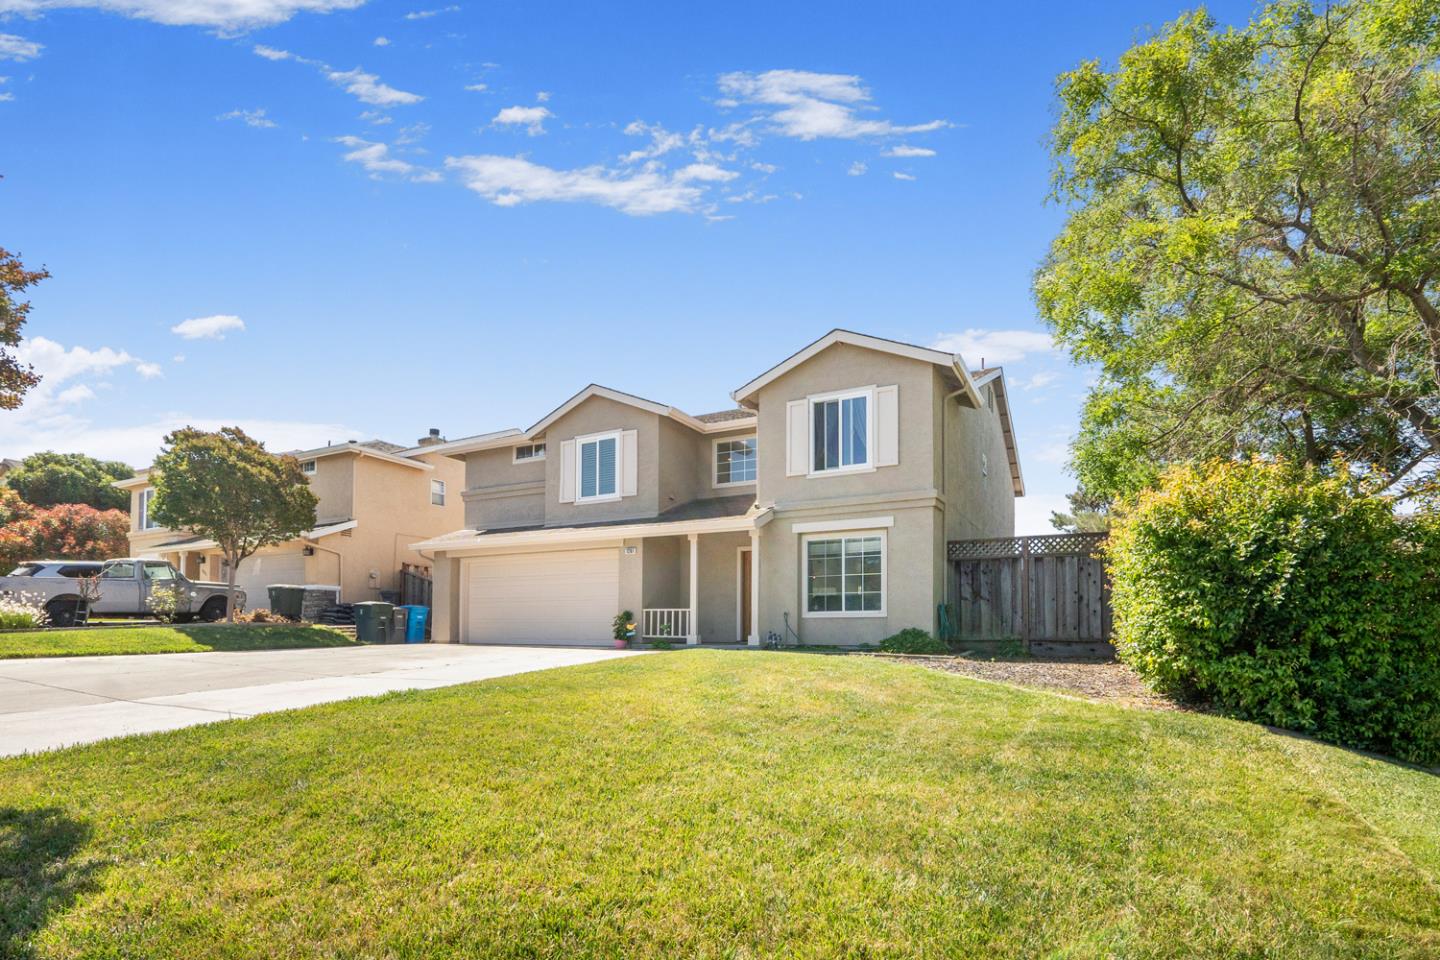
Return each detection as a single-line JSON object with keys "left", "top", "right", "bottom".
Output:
{"left": 2, "top": 652, "right": 1437, "bottom": 958}
{"left": 0, "top": 624, "right": 360, "bottom": 659}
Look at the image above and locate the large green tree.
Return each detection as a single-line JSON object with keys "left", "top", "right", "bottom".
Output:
{"left": 5, "top": 451, "right": 134, "bottom": 510}
{"left": 0, "top": 245, "right": 48, "bottom": 410}
{"left": 149, "top": 427, "right": 318, "bottom": 622}
{"left": 1036, "top": 0, "right": 1440, "bottom": 504}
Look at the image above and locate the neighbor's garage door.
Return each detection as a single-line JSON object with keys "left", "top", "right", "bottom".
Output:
{"left": 464, "top": 548, "right": 619, "bottom": 645}
{"left": 234, "top": 553, "right": 307, "bottom": 609}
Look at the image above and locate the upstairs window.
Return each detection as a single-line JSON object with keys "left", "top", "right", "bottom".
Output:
{"left": 513, "top": 442, "right": 546, "bottom": 462}
{"left": 430, "top": 479, "right": 447, "bottom": 506}
{"left": 139, "top": 488, "right": 159, "bottom": 530}
{"left": 715, "top": 437, "right": 757, "bottom": 486}
{"left": 811, "top": 389, "right": 870, "bottom": 473}
{"left": 578, "top": 432, "right": 619, "bottom": 501}
{"left": 300, "top": 459, "right": 317, "bottom": 475}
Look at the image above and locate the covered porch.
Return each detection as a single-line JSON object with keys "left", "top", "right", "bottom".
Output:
{"left": 635, "top": 527, "right": 760, "bottom": 645}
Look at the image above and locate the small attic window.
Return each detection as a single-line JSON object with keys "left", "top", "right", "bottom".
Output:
{"left": 300, "top": 460, "right": 317, "bottom": 475}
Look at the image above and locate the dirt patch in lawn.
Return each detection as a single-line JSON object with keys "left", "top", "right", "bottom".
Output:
{"left": 863, "top": 654, "right": 1182, "bottom": 710}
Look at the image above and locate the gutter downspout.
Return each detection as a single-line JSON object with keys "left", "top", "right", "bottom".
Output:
{"left": 308, "top": 542, "right": 345, "bottom": 602}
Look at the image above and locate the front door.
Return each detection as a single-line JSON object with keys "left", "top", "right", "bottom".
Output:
{"left": 738, "top": 548, "right": 752, "bottom": 643}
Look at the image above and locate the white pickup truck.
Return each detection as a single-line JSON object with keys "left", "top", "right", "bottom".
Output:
{"left": 0, "top": 558, "right": 244, "bottom": 626}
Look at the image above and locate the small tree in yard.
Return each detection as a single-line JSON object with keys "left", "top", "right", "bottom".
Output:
{"left": 0, "top": 494, "right": 128, "bottom": 572}
{"left": 5, "top": 451, "right": 134, "bottom": 510}
{"left": 0, "top": 244, "right": 48, "bottom": 411}
{"left": 149, "top": 427, "right": 317, "bottom": 623}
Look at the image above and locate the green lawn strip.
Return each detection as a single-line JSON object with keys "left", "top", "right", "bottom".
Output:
{"left": 2, "top": 652, "right": 1437, "bottom": 958}
{"left": 0, "top": 624, "right": 360, "bottom": 659}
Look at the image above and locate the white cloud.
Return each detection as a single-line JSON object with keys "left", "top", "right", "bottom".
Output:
{"left": 463, "top": 82, "right": 487, "bottom": 92}
{"left": 717, "top": 69, "right": 948, "bottom": 141}
{"left": 673, "top": 162, "right": 737, "bottom": 183}
{"left": 135, "top": 362, "right": 163, "bottom": 379}
{"left": 931, "top": 329, "right": 1055, "bottom": 365}
{"left": 0, "top": 33, "right": 42, "bottom": 61}
{"left": 883, "top": 145, "right": 936, "bottom": 157}
{"left": 446, "top": 154, "right": 707, "bottom": 216}
{"left": 535, "top": 90, "right": 550, "bottom": 102}
{"left": 847, "top": 161, "right": 867, "bottom": 176}
{"left": 492, "top": 104, "right": 551, "bottom": 135}
{"left": 1019, "top": 371, "right": 1058, "bottom": 391}
{"left": 5, "top": 0, "right": 364, "bottom": 29}
{"left": 373, "top": 35, "right": 390, "bottom": 46}
{"left": 171, "top": 314, "right": 246, "bottom": 340}
{"left": 621, "top": 120, "right": 685, "bottom": 163}
{"left": 893, "top": 171, "right": 916, "bottom": 181}
{"left": 360, "top": 109, "right": 392, "bottom": 124}
{"left": 217, "top": 107, "right": 275, "bottom": 128}
{"left": 6, "top": 337, "right": 162, "bottom": 427}
{"left": 1014, "top": 493, "right": 1070, "bottom": 536}
{"left": 326, "top": 66, "right": 422, "bottom": 106}
{"left": 0, "top": 92, "right": 12, "bottom": 103}
{"left": 335, "top": 135, "right": 438, "bottom": 182}
{"left": 404, "top": 4, "right": 457, "bottom": 18}
{"left": 253, "top": 44, "right": 293, "bottom": 60}
{"left": 172, "top": 354, "right": 186, "bottom": 362}
{"left": 55, "top": 384, "right": 96, "bottom": 405}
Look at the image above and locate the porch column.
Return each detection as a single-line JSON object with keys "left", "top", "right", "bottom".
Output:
{"left": 748, "top": 529, "right": 760, "bottom": 646}
{"left": 687, "top": 532, "right": 700, "bottom": 645}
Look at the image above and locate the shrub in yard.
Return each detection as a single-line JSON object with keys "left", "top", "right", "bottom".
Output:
{"left": 1108, "top": 459, "right": 1440, "bottom": 765}
{"left": 146, "top": 584, "right": 184, "bottom": 624}
{"left": 878, "top": 628, "right": 949, "bottom": 655}
{"left": 0, "top": 593, "right": 48, "bottom": 630}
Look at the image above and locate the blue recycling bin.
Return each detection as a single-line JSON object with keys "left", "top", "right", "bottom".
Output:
{"left": 399, "top": 605, "right": 429, "bottom": 642}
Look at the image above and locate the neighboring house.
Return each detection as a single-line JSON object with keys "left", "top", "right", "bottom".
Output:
{"left": 114, "top": 433, "right": 465, "bottom": 606}
{"left": 414, "top": 330, "right": 1023, "bottom": 647}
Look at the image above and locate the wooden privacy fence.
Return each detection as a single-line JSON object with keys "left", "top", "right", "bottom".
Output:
{"left": 947, "top": 533, "right": 1111, "bottom": 657}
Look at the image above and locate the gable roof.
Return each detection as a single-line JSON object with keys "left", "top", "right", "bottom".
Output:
{"left": 730, "top": 329, "right": 983, "bottom": 408}
{"left": 969, "top": 368, "right": 1025, "bottom": 496}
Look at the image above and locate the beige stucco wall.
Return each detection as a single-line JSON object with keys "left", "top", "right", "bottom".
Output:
{"left": 542, "top": 395, "right": 662, "bottom": 525}
{"left": 696, "top": 530, "right": 750, "bottom": 644}
{"left": 754, "top": 343, "right": 939, "bottom": 508}
{"left": 462, "top": 446, "right": 546, "bottom": 529}
{"left": 940, "top": 378, "right": 1016, "bottom": 541}
{"left": 640, "top": 534, "right": 685, "bottom": 608}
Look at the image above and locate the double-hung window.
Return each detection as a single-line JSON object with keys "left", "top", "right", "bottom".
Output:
{"left": 578, "top": 432, "right": 619, "bottom": 501}
{"left": 804, "top": 534, "right": 885, "bottom": 616}
{"left": 430, "top": 479, "right": 447, "bottom": 505}
{"left": 715, "top": 436, "right": 757, "bottom": 486}
{"left": 811, "top": 389, "right": 871, "bottom": 473}
{"left": 139, "top": 488, "right": 159, "bottom": 530}
{"left": 300, "top": 459, "right": 317, "bottom": 475}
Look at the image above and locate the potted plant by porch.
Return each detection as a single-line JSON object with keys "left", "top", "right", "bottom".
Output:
{"left": 613, "top": 611, "right": 635, "bottom": 648}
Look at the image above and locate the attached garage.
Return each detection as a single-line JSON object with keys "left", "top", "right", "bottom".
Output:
{"left": 233, "top": 553, "right": 308, "bottom": 610}
{"left": 463, "top": 548, "right": 620, "bottom": 645}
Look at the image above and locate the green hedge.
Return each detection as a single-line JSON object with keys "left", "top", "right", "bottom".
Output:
{"left": 877, "top": 628, "right": 949, "bottom": 655}
{"left": 1108, "top": 460, "right": 1440, "bottom": 765}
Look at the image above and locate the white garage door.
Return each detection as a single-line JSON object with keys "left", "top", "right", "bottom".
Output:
{"left": 465, "top": 549, "right": 619, "bottom": 645}
{"left": 234, "top": 553, "right": 307, "bottom": 609}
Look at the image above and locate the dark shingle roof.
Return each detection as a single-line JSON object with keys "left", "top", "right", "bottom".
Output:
{"left": 474, "top": 494, "right": 756, "bottom": 538}
{"left": 358, "top": 439, "right": 408, "bottom": 454}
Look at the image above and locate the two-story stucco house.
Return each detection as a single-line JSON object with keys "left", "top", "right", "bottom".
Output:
{"left": 115, "top": 434, "right": 465, "bottom": 607}
{"left": 414, "top": 330, "right": 1023, "bottom": 647}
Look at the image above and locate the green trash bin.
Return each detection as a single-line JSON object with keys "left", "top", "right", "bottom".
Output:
{"left": 266, "top": 584, "right": 305, "bottom": 620}
{"left": 353, "top": 601, "right": 394, "bottom": 643}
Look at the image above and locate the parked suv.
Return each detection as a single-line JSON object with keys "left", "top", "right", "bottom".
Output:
{"left": 6, "top": 560, "right": 105, "bottom": 579}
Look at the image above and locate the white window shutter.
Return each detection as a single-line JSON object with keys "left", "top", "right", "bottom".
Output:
{"left": 786, "top": 399, "right": 808, "bottom": 476}
{"left": 621, "top": 429, "right": 638, "bottom": 497}
{"left": 875, "top": 384, "right": 899, "bottom": 467}
{"left": 559, "top": 439, "right": 577, "bottom": 503}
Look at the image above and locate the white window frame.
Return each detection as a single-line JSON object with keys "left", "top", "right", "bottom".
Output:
{"left": 430, "top": 479, "right": 447, "bottom": 506}
{"left": 806, "top": 385, "right": 876, "bottom": 478}
{"left": 800, "top": 530, "right": 887, "bottom": 619}
{"left": 713, "top": 434, "right": 757, "bottom": 488}
{"left": 513, "top": 442, "right": 547, "bottom": 463}
{"left": 575, "top": 430, "right": 622, "bottom": 504}
{"left": 139, "top": 488, "right": 159, "bottom": 530}
{"left": 300, "top": 459, "right": 317, "bottom": 475}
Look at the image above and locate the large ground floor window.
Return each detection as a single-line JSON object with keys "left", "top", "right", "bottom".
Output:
{"left": 804, "top": 533, "right": 885, "bottom": 616}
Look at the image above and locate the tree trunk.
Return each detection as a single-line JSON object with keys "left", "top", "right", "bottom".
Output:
{"left": 225, "top": 549, "right": 238, "bottom": 623}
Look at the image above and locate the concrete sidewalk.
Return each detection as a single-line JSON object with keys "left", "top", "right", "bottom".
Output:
{"left": 0, "top": 644, "right": 644, "bottom": 757}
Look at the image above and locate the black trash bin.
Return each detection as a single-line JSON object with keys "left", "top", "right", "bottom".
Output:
{"left": 353, "top": 601, "right": 395, "bottom": 643}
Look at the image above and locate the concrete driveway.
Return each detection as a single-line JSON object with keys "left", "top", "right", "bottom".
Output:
{"left": 0, "top": 644, "right": 644, "bottom": 757}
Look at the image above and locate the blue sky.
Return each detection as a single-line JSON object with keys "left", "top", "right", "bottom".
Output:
{"left": 0, "top": 0, "right": 1253, "bottom": 532}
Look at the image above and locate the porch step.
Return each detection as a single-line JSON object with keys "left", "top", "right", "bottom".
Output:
{"left": 325, "top": 624, "right": 358, "bottom": 639}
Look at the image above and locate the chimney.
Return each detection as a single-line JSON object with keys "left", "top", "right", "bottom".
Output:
{"left": 417, "top": 427, "right": 444, "bottom": 446}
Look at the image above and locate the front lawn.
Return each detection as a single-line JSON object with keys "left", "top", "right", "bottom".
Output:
{"left": 0, "top": 624, "right": 359, "bottom": 659}
{"left": 2, "top": 652, "right": 1437, "bottom": 958}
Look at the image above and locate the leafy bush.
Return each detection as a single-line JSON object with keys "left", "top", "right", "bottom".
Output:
{"left": 0, "top": 498, "right": 130, "bottom": 572}
{"left": 1109, "top": 459, "right": 1440, "bottom": 765}
{"left": 0, "top": 593, "right": 48, "bottom": 630}
{"left": 147, "top": 585, "right": 184, "bottom": 624}
{"left": 878, "top": 628, "right": 949, "bottom": 655}
{"left": 612, "top": 610, "right": 634, "bottom": 646}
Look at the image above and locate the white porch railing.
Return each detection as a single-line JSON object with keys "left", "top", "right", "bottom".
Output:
{"left": 641, "top": 608, "right": 690, "bottom": 640}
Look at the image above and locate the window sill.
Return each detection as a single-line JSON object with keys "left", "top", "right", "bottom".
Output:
{"left": 713, "top": 479, "right": 757, "bottom": 489}
{"left": 575, "top": 494, "right": 622, "bottom": 505}
{"left": 805, "top": 464, "right": 876, "bottom": 479}
{"left": 802, "top": 609, "right": 887, "bottom": 619}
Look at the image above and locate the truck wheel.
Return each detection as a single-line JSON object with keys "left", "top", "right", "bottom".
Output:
{"left": 199, "top": 597, "right": 228, "bottom": 622}
{"left": 46, "top": 598, "right": 80, "bottom": 628}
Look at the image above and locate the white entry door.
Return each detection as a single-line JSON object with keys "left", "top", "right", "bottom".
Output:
{"left": 464, "top": 548, "right": 619, "bottom": 645}
{"left": 233, "top": 553, "right": 307, "bottom": 609}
